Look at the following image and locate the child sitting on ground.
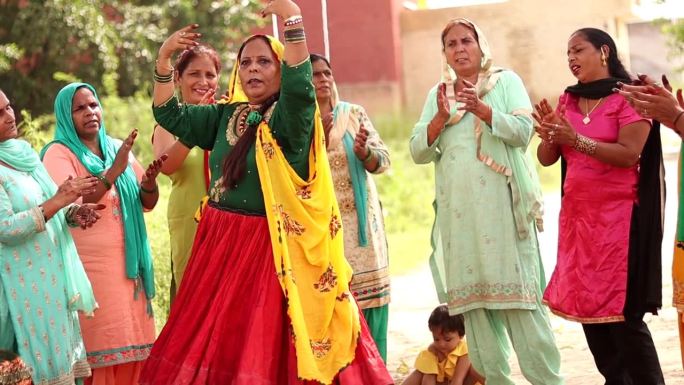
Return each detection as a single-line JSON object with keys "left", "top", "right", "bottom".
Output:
{"left": 401, "top": 305, "right": 485, "bottom": 385}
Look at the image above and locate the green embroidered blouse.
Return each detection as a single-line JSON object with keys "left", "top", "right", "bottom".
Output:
{"left": 153, "top": 61, "right": 315, "bottom": 214}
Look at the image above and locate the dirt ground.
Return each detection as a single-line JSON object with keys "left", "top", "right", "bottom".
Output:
{"left": 386, "top": 266, "right": 683, "bottom": 384}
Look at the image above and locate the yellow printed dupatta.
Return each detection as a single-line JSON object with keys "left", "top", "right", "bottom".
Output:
{"left": 224, "top": 35, "right": 360, "bottom": 384}
{"left": 256, "top": 112, "right": 360, "bottom": 383}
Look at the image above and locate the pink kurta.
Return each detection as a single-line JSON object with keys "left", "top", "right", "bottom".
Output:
{"left": 543, "top": 92, "right": 645, "bottom": 323}
{"left": 42, "top": 144, "right": 156, "bottom": 369}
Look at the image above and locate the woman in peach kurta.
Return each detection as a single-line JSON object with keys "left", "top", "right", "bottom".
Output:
{"left": 41, "top": 83, "right": 162, "bottom": 385}
{"left": 43, "top": 144, "right": 155, "bottom": 373}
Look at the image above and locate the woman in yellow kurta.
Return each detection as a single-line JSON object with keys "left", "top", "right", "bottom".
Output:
{"left": 152, "top": 44, "right": 220, "bottom": 298}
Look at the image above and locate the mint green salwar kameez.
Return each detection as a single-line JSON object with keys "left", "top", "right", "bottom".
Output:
{"left": 0, "top": 139, "right": 93, "bottom": 385}
{"left": 409, "top": 18, "right": 563, "bottom": 385}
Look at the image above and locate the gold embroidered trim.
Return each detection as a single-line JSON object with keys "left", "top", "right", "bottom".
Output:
{"left": 226, "top": 103, "right": 279, "bottom": 146}
{"left": 226, "top": 104, "right": 250, "bottom": 146}
{"left": 474, "top": 119, "right": 512, "bottom": 177}
{"left": 543, "top": 300, "right": 625, "bottom": 324}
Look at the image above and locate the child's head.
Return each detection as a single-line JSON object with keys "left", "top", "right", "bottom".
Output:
{"left": 428, "top": 305, "right": 465, "bottom": 355}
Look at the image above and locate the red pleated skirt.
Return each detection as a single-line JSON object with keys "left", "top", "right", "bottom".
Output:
{"left": 139, "top": 205, "right": 393, "bottom": 385}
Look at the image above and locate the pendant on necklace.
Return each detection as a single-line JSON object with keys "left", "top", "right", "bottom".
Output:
{"left": 583, "top": 116, "right": 591, "bottom": 124}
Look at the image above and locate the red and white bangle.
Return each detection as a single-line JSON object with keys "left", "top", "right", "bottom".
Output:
{"left": 284, "top": 15, "right": 303, "bottom": 27}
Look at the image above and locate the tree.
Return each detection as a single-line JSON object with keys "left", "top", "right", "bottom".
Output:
{"left": 661, "top": 19, "right": 684, "bottom": 68}
{"left": 0, "top": 0, "right": 264, "bottom": 116}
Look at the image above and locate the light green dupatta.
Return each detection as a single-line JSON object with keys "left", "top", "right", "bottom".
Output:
{"left": 0, "top": 138, "right": 97, "bottom": 314}
{"left": 41, "top": 83, "right": 155, "bottom": 303}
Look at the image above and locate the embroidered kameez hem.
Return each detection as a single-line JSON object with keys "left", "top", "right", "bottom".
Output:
{"left": 87, "top": 344, "right": 153, "bottom": 368}
{"left": 352, "top": 281, "right": 390, "bottom": 309}
{"left": 446, "top": 283, "right": 538, "bottom": 313}
{"left": 544, "top": 301, "right": 625, "bottom": 324}
{"left": 447, "top": 299, "right": 537, "bottom": 314}
{"left": 356, "top": 295, "right": 390, "bottom": 310}
{"left": 42, "top": 359, "right": 90, "bottom": 385}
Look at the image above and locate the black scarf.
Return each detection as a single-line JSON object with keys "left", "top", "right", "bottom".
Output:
{"left": 565, "top": 77, "right": 627, "bottom": 99}
{"left": 561, "top": 79, "right": 664, "bottom": 318}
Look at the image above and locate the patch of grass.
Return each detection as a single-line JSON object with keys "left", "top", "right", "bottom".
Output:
{"left": 387, "top": 230, "right": 432, "bottom": 276}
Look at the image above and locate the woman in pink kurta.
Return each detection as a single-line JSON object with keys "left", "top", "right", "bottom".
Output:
{"left": 544, "top": 91, "right": 641, "bottom": 322}
{"left": 535, "top": 28, "right": 664, "bottom": 384}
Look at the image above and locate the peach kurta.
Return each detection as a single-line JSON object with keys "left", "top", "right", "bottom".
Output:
{"left": 42, "top": 144, "right": 155, "bottom": 370}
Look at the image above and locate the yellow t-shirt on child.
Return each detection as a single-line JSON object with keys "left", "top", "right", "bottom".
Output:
{"left": 414, "top": 339, "right": 468, "bottom": 382}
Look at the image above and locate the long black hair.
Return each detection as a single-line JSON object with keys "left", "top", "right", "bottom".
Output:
{"left": 222, "top": 35, "right": 280, "bottom": 190}
{"left": 573, "top": 28, "right": 631, "bottom": 81}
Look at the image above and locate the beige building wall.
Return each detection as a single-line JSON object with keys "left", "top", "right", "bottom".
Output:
{"left": 400, "top": 0, "right": 638, "bottom": 115}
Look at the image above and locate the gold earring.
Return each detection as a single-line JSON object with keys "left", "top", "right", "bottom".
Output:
{"left": 601, "top": 51, "right": 607, "bottom": 66}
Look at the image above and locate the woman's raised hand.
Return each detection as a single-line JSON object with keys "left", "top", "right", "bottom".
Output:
{"left": 143, "top": 154, "right": 169, "bottom": 184}
{"left": 353, "top": 125, "right": 370, "bottom": 160}
{"left": 435, "top": 83, "right": 451, "bottom": 124}
{"left": 615, "top": 75, "right": 684, "bottom": 129}
{"left": 159, "top": 24, "right": 201, "bottom": 61}
{"left": 112, "top": 129, "right": 138, "bottom": 176}
{"left": 533, "top": 99, "right": 575, "bottom": 146}
{"left": 540, "top": 111, "right": 577, "bottom": 147}
{"left": 261, "top": 0, "right": 301, "bottom": 19}
{"left": 455, "top": 79, "right": 481, "bottom": 112}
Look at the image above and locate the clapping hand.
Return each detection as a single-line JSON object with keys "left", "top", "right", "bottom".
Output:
{"left": 353, "top": 124, "right": 371, "bottom": 161}
{"left": 140, "top": 154, "right": 168, "bottom": 192}
{"left": 70, "top": 204, "right": 106, "bottom": 229}
{"left": 112, "top": 129, "right": 138, "bottom": 175}
{"left": 56, "top": 175, "right": 99, "bottom": 206}
{"left": 533, "top": 99, "right": 576, "bottom": 146}
{"left": 615, "top": 74, "right": 684, "bottom": 128}
{"left": 455, "top": 79, "right": 480, "bottom": 112}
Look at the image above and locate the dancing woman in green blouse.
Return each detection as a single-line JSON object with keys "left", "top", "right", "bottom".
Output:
{"left": 140, "top": 1, "right": 393, "bottom": 384}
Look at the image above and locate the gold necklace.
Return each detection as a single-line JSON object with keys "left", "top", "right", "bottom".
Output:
{"left": 582, "top": 97, "right": 604, "bottom": 124}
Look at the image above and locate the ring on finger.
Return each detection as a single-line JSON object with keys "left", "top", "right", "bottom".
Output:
{"left": 179, "top": 31, "right": 186, "bottom": 37}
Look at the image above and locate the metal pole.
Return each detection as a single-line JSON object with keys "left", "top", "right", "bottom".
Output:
{"left": 321, "top": 0, "right": 330, "bottom": 60}
{"left": 271, "top": 14, "right": 279, "bottom": 38}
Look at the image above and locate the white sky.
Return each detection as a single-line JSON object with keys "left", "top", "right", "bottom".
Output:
{"left": 407, "top": 0, "right": 684, "bottom": 19}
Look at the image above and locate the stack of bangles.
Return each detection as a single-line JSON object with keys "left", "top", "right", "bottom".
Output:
{"left": 573, "top": 133, "right": 597, "bottom": 155}
{"left": 283, "top": 15, "right": 305, "bottom": 44}
{"left": 154, "top": 62, "right": 174, "bottom": 84}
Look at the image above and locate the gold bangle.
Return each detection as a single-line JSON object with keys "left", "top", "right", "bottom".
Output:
{"left": 573, "top": 133, "right": 597, "bottom": 155}
{"left": 95, "top": 173, "right": 112, "bottom": 190}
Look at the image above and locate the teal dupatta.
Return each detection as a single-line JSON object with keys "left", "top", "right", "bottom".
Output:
{"left": 41, "top": 82, "right": 155, "bottom": 301}
{"left": 0, "top": 139, "right": 97, "bottom": 314}
{"left": 334, "top": 101, "right": 368, "bottom": 247}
